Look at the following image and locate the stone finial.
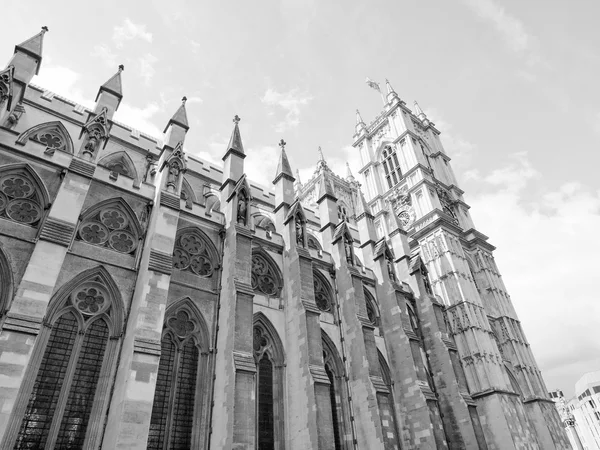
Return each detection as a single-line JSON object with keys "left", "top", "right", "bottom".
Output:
{"left": 118, "top": 64, "right": 124, "bottom": 72}
{"left": 182, "top": 96, "right": 187, "bottom": 104}
{"left": 233, "top": 114, "right": 241, "bottom": 124}
{"left": 41, "top": 26, "right": 49, "bottom": 33}
{"left": 279, "top": 139, "right": 286, "bottom": 150}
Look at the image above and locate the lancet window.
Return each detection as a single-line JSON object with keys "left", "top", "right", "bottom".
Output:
{"left": 313, "top": 270, "right": 334, "bottom": 312}
{"left": 148, "top": 302, "right": 208, "bottom": 450}
{"left": 253, "top": 316, "right": 285, "bottom": 450}
{"left": 322, "top": 333, "right": 349, "bottom": 450}
{"left": 0, "top": 165, "right": 47, "bottom": 227}
{"left": 77, "top": 199, "right": 141, "bottom": 255}
{"left": 172, "top": 230, "right": 216, "bottom": 277}
{"left": 11, "top": 268, "right": 122, "bottom": 450}
{"left": 364, "top": 289, "right": 379, "bottom": 327}
{"left": 251, "top": 251, "right": 282, "bottom": 297}
{"left": 382, "top": 145, "right": 402, "bottom": 189}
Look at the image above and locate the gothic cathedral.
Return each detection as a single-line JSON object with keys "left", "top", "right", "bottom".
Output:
{"left": 0, "top": 28, "right": 570, "bottom": 449}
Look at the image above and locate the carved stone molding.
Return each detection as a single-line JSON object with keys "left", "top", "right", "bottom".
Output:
{"left": 149, "top": 249, "right": 173, "bottom": 275}
{"left": 3, "top": 313, "right": 42, "bottom": 335}
{"left": 39, "top": 217, "right": 75, "bottom": 247}
{"left": 133, "top": 337, "right": 161, "bottom": 355}
{"left": 159, "top": 191, "right": 180, "bottom": 210}
{"left": 309, "top": 365, "right": 330, "bottom": 385}
{"left": 68, "top": 157, "right": 96, "bottom": 178}
{"left": 233, "top": 351, "right": 256, "bottom": 373}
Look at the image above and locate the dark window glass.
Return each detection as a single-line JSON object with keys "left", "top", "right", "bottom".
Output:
{"left": 257, "top": 356, "right": 274, "bottom": 450}
{"left": 326, "top": 366, "right": 342, "bottom": 450}
{"left": 56, "top": 319, "right": 108, "bottom": 448}
{"left": 148, "top": 337, "right": 176, "bottom": 450}
{"left": 15, "top": 313, "right": 78, "bottom": 450}
{"left": 171, "top": 340, "right": 198, "bottom": 449}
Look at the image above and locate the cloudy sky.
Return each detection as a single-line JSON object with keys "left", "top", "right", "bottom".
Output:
{"left": 3, "top": 0, "right": 600, "bottom": 397}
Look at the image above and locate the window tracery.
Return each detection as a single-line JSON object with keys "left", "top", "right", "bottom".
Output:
{"left": 77, "top": 201, "right": 140, "bottom": 254}
{"left": 148, "top": 304, "right": 206, "bottom": 450}
{"left": 382, "top": 145, "right": 402, "bottom": 189}
{"left": 13, "top": 268, "right": 121, "bottom": 450}
{"left": 0, "top": 169, "right": 45, "bottom": 227}
{"left": 172, "top": 231, "right": 216, "bottom": 277}
{"left": 364, "top": 289, "right": 379, "bottom": 326}
{"left": 251, "top": 252, "right": 282, "bottom": 297}
{"left": 313, "top": 271, "right": 333, "bottom": 312}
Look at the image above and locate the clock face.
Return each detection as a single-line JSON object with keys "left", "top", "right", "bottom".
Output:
{"left": 398, "top": 210, "right": 411, "bottom": 227}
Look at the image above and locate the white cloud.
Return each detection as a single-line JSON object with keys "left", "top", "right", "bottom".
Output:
{"left": 32, "top": 65, "right": 94, "bottom": 109}
{"left": 426, "top": 108, "right": 476, "bottom": 171}
{"left": 113, "top": 18, "right": 153, "bottom": 49}
{"left": 185, "top": 96, "right": 203, "bottom": 105}
{"left": 245, "top": 145, "right": 280, "bottom": 187}
{"left": 261, "top": 87, "right": 313, "bottom": 132}
{"left": 461, "top": 0, "right": 532, "bottom": 55}
{"left": 465, "top": 152, "right": 600, "bottom": 396}
{"left": 139, "top": 53, "right": 159, "bottom": 86}
{"left": 91, "top": 44, "right": 117, "bottom": 68}
{"left": 113, "top": 102, "right": 163, "bottom": 138}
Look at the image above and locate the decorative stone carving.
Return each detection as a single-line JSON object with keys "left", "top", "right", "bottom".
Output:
{"left": 237, "top": 191, "right": 248, "bottom": 226}
{"left": 344, "top": 236, "right": 353, "bottom": 265}
{"left": 81, "top": 108, "right": 109, "bottom": 160}
{"left": 0, "top": 172, "right": 44, "bottom": 226}
{"left": 295, "top": 214, "right": 304, "bottom": 247}
{"left": 313, "top": 272, "right": 332, "bottom": 312}
{"left": 251, "top": 253, "right": 281, "bottom": 297}
{"left": 386, "top": 257, "right": 396, "bottom": 282}
{"left": 172, "top": 231, "right": 215, "bottom": 277}
{"left": 436, "top": 185, "right": 458, "bottom": 225}
{"left": 77, "top": 200, "right": 141, "bottom": 254}
{"left": 72, "top": 285, "right": 109, "bottom": 315}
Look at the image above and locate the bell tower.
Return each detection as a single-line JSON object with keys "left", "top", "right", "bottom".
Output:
{"left": 354, "top": 78, "right": 571, "bottom": 449}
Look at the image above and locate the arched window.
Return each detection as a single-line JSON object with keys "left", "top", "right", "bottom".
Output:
{"left": 364, "top": 288, "right": 379, "bottom": 328}
{"left": 10, "top": 267, "right": 123, "bottom": 450}
{"left": 313, "top": 270, "right": 334, "bottom": 312}
{"left": 381, "top": 145, "right": 402, "bottom": 189}
{"left": 337, "top": 202, "right": 349, "bottom": 223}
{"left": 377, "top": 351, "right": 401, "bottom": 448}
{"left": 0, "top": 164, "right": 49, "bottom": 228}
{"left": 16, "top": 121, "right": 74, "bottom": 154}
{"left": 322, "top": 332, "right": 349, "bottom": 450}
{"left": 306, "top": 234, "right": 322, "bottom": 251}
{"left": 148, "top": 299, "right": 210, "bottom": 449}
{"left": 251, "top": 250, "right": 283, "bottom": 297}
{"left": 77, "top": 198, "right": 142, "bottom": 255}
{"left": 172, "top": 228, "right": 218, "bottom": 278}
{"left": 98, "top": 151, "right": 139, "bottom": 182}
{"left": 253, "top": 314, "right": 285, "bottom": 450}
{"left": 253, "top": 214, "right": 276, "bottom": 232}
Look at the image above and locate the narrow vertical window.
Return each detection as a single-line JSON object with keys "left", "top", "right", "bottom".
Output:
{"left": 380, "top": 145, "right": 403, "bottom": 190}
{"left": 148, "top": 309, "right": 202, "bottom": 450}
{"left": 257, "top": 357, "right": 274, "bottom": 450}
{"left": 326, "top": 366, "right": 343, "bottom": 450}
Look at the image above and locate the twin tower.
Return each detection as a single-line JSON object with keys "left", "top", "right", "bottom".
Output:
{"left": 0, "top": 28, "right": 570, "bottom": 449}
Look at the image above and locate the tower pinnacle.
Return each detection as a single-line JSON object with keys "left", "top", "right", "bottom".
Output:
{"left": 414, "top": 101, "right": 430, "bottom": 126}
{"left": 355, "top": 109, "right": 367, "bottom": 135}
{"left": 95, "top": 66, "right": 124, "bottom": 112}
{"left": 346, "top": 162, "right": 355, "bottom": 182}
{"left": 273, "top": 138, "right": 294, "bottom": 184}
{"left": 223, "top": 114, "right": 245, "bottom": 159}
{"left": 164, "top": 96, "right": 189, "bottom": 132}
{"left": 385, "top": 79, "right": 400, "bottom": 104}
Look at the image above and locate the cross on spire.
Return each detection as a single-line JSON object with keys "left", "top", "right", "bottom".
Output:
{"left": 233, "top": 115, "right": 241, "bottom": 124}
{"left": 41, "top": 26, "right": 49, "bottom": 33}
{"left": 182, "top": 96, "right": 187, "bottom": 104}
{"left": 279, "top": 139, "right": 286, "bottom": 150}
{"left": 118, "top": 64, "right": 124, "bottom": 72}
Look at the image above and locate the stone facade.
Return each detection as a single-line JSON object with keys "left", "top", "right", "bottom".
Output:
{"left": 0, "top": 29, "right": 569, "bottom": 449}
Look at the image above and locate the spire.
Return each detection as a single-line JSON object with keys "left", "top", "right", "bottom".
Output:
{"left": 385, "top": 78, "right": 400, "bottom": 105}
{"left": 355, "top": 109, "right": 367, "bottom": 135}
{"left": 14, "top": 26, "right": 48, "bottom": 75}
{"left": 273, "top": 139, "right": 295, "bottom": 184}
{"left": 346, "top": 162, "right": 355, "bottom": 182}
{"left": 164, "top": 96, "right": 189, "bottom": 133}
{"left": 96, "top": 65, "right": 124, "bottom": 107}
{"left": 315, "top": 146, "right": 330, "bottom": 174}
{"left": 224, "top": 114, "right": 245, "bottom": 159}
{"left": 317, "top": 172, "right": 337, "bottom": 203}
{"left": 414, "top": 101, "right": 430, "bottom": 126}
{"left": 294, "top": 168, "right": 302, "bottom": 191}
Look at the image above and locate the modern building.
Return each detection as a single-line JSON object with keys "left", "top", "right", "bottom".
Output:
{"left": 0, "top": 28, "right": 570, "bottom": 449}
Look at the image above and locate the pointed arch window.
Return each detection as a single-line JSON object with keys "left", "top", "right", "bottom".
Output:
{"left": 98, "top": 151, "right": 139, "bottom": 183}
{"left": 364, "top": 288, "right": 380, "bottom": 328}
{"left": 172, "top": 229, "right": 217, "bottom": 278}
{"left": 16, "top": 121, "right": 74, "bottom": 154}
{"left": 313, "top": 270, "right": 334, "bottom": 312}
{"left": 251, "top": 251, "right": 282, "bottom": 297}
{"left": 381, "top": 145, "right": 402, "bottom": 190}
{"left": 377, "top": 351, "right": 401, "bottom": 448}
{"left": 306, "top": 234, "right": 322, "bottom": 251}
{"left": 11, "top": 268, "right": 122, "bottom": 450}
{"left": 148, "top": 302, "right": 209, "bottom": 450}
{"left": 77, "top": 199, "right": 141, "bottom": 255}
{"left": 253, "top": 315, "right": 285, "bottom": 450}
{"left": 322, "top": 333, "right": 349, "bottom": 450}
{"left": 0, "top": 165, "right": 48, "bottom": 227}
